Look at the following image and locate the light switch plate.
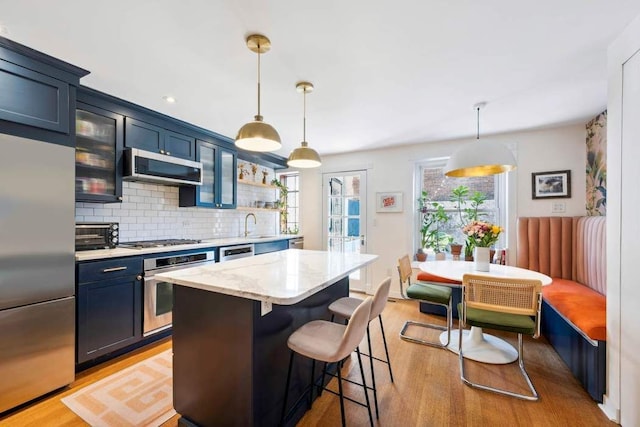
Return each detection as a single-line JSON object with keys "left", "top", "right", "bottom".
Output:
{"left": 552, "top": 202, "right": 566, "bottom": 213}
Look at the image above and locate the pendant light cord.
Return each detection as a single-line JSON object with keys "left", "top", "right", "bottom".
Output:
{"left": 476, "top": 106, "right": 480, "bottom": 140}
{"left": 256, "top": 47, "right": 261, "bottom": 117}
{"left": 303, "top": 87, "right": 307, "bottom": 141}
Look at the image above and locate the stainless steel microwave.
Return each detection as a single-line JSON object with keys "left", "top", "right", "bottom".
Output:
{"left": 123, "top": 148, "right": 203, "bottom": 186}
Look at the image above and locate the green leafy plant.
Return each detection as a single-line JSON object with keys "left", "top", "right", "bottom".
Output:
{"left": 271, "top": 179, "right": 289, "bottom": 233}
{"left": 418, "top": 191, "right": 453, "bottom": 254}
{"left": 450, "top": 185, "right": 488, "bottom": 257}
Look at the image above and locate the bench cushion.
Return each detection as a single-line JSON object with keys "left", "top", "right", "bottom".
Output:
{"left": 542, "top": 278, "right": 606, "bottom": 341}
{"left": 417, "top": 271, "right": 461, "bottom": 285}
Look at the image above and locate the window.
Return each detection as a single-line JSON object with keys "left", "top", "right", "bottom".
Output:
{"left": 277, "top": 172, "right": 299, "bottom": 234}
{"left": 415, "top": 158, "right": 506, "bottom": 252}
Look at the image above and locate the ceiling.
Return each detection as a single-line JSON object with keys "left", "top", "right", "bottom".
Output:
{"left": 2, "top": 1, "right": 639, "bottom": 157}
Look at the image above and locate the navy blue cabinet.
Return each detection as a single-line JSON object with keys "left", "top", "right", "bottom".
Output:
{"left": 76, "top": 257, "right": 143, "bottom": 364}
{"left": 0, "top": 35, "right": 88, "bottom": 147}
{"left": 125, "top": 117, "right": 195, "bottom": 160}
{"left": 254, "top": 239, "right": 289, "bottom": 255}
{"left": 75, "top": 102, "right": 124, "bottom": 203}
{"left": 179, "top": 140, "right": 237, "bottom": 209}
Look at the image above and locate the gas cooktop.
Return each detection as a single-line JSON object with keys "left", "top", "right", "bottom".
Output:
{"left": 119, "top": 239, "right": 202, "bottom": 249}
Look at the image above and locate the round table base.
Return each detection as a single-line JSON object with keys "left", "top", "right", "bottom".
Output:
{"left": 440, "top": 327, "right": 518, "bottom": 364}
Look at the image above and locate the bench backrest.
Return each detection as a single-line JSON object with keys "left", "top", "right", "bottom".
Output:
{"left": 517, "top": 216, "right": 606, "bottom": 295}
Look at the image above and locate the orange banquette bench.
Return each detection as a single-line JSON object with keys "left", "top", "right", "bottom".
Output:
{"left": 517, "top": 216, "right": 606, "bottom": 402}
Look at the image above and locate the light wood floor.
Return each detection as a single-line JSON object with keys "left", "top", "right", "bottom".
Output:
{"left": 0, "top": 297, "right": 614, "bottom": 427}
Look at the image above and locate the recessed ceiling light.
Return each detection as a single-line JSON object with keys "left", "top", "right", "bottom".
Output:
{"left": 162, "top": 95, "right": 176, "bottom": 104}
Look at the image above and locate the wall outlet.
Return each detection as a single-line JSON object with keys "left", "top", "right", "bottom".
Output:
{"left": 551, "top": 202, "right": 566, "bottom": 213}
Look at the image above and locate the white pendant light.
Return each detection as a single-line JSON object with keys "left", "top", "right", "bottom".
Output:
{"left": 444, "top": 103, "right": 516, "bottom": 177}
{"left": 288, "top": 81, "right": 322, "bottom": 168}
{"left": 235, "top": 34, "right": 282, "bottom": 153}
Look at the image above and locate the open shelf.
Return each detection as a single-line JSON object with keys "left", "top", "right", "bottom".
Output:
{"left": 237, "top": 180, "right": 278, "bottom": 189}
{"left": 236, "top": 206, "right": 279, "bottom": 212}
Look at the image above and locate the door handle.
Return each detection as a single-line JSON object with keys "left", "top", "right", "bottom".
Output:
{"left": 360, "top": 235, "right": 365, "bottom": 245}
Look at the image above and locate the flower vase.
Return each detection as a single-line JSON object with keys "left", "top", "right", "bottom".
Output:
{"left": 473, "top": 247, "right": 491, "bottom": 272}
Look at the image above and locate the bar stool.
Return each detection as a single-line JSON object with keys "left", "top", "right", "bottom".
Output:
{"left": 327, "top": 277, "right": 393, "bottom": 419}
{"left": 281, "top": 297, "right": 374, "bottom": 427}
{"left": 398, "top": 254, "right": 453, "bottom": 348}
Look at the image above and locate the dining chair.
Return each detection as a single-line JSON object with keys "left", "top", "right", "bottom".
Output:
{"left": 458, "top": 273, "right": 543, "bottom": 400}
{"left": 281, "top": 297, "right": 374, "bottom": 427}
{"left": 397, "top": 255, "right": 453, "bottom": 347}
{"left": 328, "top": 277, "right": 393, "bottom": 419}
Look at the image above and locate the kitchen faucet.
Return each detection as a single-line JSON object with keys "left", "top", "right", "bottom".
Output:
{"left": 244, "top": 213, "right": 256, "bottom": 237}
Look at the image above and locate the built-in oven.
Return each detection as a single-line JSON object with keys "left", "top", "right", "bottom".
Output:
{"left": 143, "top": 249, "right": 215, "bottom": 336}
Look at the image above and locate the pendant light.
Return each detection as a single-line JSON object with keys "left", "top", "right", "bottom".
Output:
{"left": 287, "top": 81, "right": 322, "bottom": 168}
{"left": 235, "top": 34, "right": 282, "bottom": 152}
{"left": 444, "top": 103, "right": 516, "bottom": 177}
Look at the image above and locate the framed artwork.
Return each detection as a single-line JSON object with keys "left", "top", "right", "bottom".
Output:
{"left": 376, "top": 191, "right": 403, "bottom": 212}
{"left": 532, "top": 170, "right": 571, "bottom": 199}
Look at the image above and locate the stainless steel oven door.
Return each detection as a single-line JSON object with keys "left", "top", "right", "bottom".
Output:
{"left": 143, "top": 261, "right": 214, "bottom": 336}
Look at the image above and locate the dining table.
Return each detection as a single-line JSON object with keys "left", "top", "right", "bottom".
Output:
{"left": 418, "top": 260, "right": 551, "bottom": 364}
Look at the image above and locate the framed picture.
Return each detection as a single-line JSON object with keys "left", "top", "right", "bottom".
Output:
{"left": 532, "top": 170, "right": 571, "bottom": 199}
{"left": 376, "top": 192, "right": 403, "bottom": 212}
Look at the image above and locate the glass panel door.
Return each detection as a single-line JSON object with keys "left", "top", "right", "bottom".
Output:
{"left": 198, "top": 142, "right": 215, "bottom": 205}
{"left": 75, "top": 109, "right": 117, "bottom": 199}
{"left": 323, "top": 171, "right": 368, "bottom": 291}
{"left": 219, "top": 148, "right": 236, "bottom": 207}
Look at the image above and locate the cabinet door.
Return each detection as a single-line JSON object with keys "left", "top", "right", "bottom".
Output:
{"left": 0, "top": 58, "right": 70, "bottom": 134}
{"left": 124, "top": 117, "right": 163, "bottom": 153}
{"left": 164, "top": 130, "right": 196, "bottom": 160}
{"left": 197, "top": 141, "right": 216, "bottom": 207}
{"left": 75, "top": 103, "right": 123, "bottom": 203}
{"left": 77, "top": 275, "right": 142, "bottom": 363}
{"left": 217, "top": 147, "right": 237, "bottom": 208}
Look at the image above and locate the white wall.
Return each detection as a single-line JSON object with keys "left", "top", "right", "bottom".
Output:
{"left": 299, "top": 124, "right": 587, "bottom": 297}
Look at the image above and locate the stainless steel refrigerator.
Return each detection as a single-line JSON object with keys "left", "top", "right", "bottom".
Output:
{"left": 0, "top": 133, "right": 75, "bottom": 413}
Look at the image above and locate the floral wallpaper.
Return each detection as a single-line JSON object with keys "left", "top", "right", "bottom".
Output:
{"left": 586, "top": 111, "right": 607, "bottom": 216}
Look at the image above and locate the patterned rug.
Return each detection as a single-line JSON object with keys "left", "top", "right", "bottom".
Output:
{"left": 61, "top": 350, "right": 176, "bottom": 427}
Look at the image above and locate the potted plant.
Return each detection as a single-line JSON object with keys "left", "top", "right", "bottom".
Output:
{"left": 450, "top": 185, "right": 487, "bottom": 260}
{"left": 417, "top": 191, "right": 452, "bottom": 261}
{"left": 271, "top": 179, "right": 289, "bottom": 233}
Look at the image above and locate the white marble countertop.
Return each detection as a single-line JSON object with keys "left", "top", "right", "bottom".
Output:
{"left": 75, "top": 234, "right": 301, "bottom": 261}
{"left": 156, "top": 249, "right": 378, "bottom": 305}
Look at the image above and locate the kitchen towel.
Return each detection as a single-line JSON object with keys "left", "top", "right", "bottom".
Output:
{"left": 61, "top": 349, "right": 175, "bottom": 427}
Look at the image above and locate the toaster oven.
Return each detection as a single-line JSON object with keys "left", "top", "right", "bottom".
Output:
{"left": 75, "top": 222, "right": 119, "bottom": 251}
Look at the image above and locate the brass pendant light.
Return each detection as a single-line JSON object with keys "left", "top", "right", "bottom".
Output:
{"left": 444, "top": 103, "right": 516, "bottom": 177}
{"left": 235, "top": 34, "right": 282, "bottom": 152}
{"left": 287, "top": 81, "right": 321, "bottom": 168}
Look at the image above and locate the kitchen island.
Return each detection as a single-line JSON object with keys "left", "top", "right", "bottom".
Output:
{"left": 157, "top": 249, "right": 378, "bottom": 427}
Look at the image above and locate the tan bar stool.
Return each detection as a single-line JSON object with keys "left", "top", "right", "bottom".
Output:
{"left": 327, "top": 277, "right": 393, "bottom": 419}
{"left": 281, "top": 297, "right": 374, "bottom": 427}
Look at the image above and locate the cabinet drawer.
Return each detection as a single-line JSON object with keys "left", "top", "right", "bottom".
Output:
{"left": 254, "top": 240, "right": 289, "bottom": 255}
{"left": 77, "top": 257, "right": 142, "bottom": 283}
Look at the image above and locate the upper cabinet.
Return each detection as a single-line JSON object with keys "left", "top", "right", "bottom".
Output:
{"left": 179, "top": 140, "right": 237, "bottom": 209}
{"left": 75, "top": 103, "right": 123, "bottom": 203}
{"left": 125, "top": 117, "right": 195, "bottom": 160}
{"left": 0, "top": 35, "right": 88, "bottom": 147}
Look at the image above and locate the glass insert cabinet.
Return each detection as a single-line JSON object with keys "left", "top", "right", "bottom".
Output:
{"left": 75, "top": 103, "right": 123, "bottom": 203}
